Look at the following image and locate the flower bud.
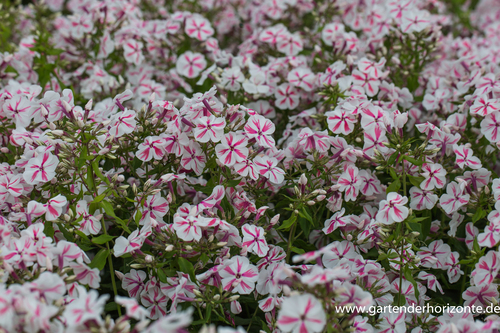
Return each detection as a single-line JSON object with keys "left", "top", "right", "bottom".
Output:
{"left": 316, "top": 195, "right": 326, "bottom": 201}
{"left": 298, "top": 173, "right": 308, "bottom": 185}
{"left": 165, "top": 245, "right": 174, "bottom": 252}
{"left": 40, "top": 105, "right": 49, "bottom": 117}
{"left": 85, "top": 99, "right": 93, "bottom": 111}
{"left": 145, "top": 255, "right": 153, "bottom": 263}
{"left": 307, "top": 200, "right": 315, "bottom": 206}
{"left": 185, "top": 245, "right": 193, "bottom": 251}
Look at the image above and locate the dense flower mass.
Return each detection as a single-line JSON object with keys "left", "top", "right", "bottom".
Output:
{"left": 2, "top": 0, "right": 500, "bottom": 332}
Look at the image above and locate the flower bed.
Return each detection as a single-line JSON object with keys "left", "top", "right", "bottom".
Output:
{"left": 1, "top": 0, "right": 500, "bottom": 332}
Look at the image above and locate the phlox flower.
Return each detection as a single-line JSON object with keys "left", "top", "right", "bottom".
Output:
{"left": 220, "top": 67, "right": 245, "bottom": 91}
{"left": 276, "top": 32, "right": 303, "bottom": 56}
{"left": 439, "top": 181, "right": 469, "bottom": 214}
{"left": 110, "top": 109, "right": 137, "bottom": 137}
{"left": 234, "top": 159, "right": 259, "bottom": 180}
{"left": 287, "top": 68, "right": 316, "bottom": 91}
{"left": 409, "top": 187, "right": 438, "bottom": 210}
{"left": 184, "top": 15, "right": 214, "bottom": 41}
{"left": 253, "top": 155, "right": 285, "bottom": 184}
{"left": 297, "top": 128, "right": 331, "bottom": 153}
{"left": 244, "top": 114, "right": 276, "bottom": 148}
{"left": 70, "top": 263, "right": 101, "bottom": 288}
{"left": 115, "top": 296, "right": 148, "bottom": 320}
{"left": 376, "top": 192, "right": 409, "bottom": 224}
{"left": 481, "top": 111, "right": 500, "bottom": 143}
{"left": 277, "top": 293, "right": 326, "bottom": 333}
{"left": 114, "top": 226, "right": 152, "bottom": 257}
{"left": 3, "top": 95, "right": 32, "bottom": 127}
{"left": 219, "top": 256, "right": 259, "bottom": 294}
{"left": 323, "top": 208, "right": 349, "bottom": 234}
{"left": 44, "top": 194, "right": 67, "bottom": 221}
{"left": 23, "top": 151, "right": 59, "bottom": 185}
{"left": 401, "top": 10, "right": 431, "bottom": 33}
{"left": 326, "top": 104, "right": 357, "bottom": 135}
{"left": 363, "top": 125, "right": 388, "bottom": 156}
{"left": 275, "top": 83, "right": 300, "bottom": 110}
{"left": 259, "top": 24, "right": 287, "bottom": 44}
{"left": 242, "top": 224, "right": 269, "bottom": 257}
{"left": 194, "top": 115, "right": 226, "bottom": 143}
{"left": 63, "top": 286, "right": 108, "bottom": 327}
{"left": 176, "top": 51, "right": 207, "bottom": 78}
{"left": 445, "top": 251, "right": 463, "bottom": 283}
{"left": 123, "top": 39, "right": 144, "bottom": 65}
{"left": 420, "top": 163, "right": 446, "bottom": 190}
{"left": 351, "top": 70, "right": 380, "bottom": 97}
{"left": 139, "top": 194, "right": 169, "bottom": 225}
{"left": 478, "top": 219, "right": 500, "bottom": 248}
{"left": 181, "top": 141, "right": 206, "bottom": 175}
{"left": 215, "top": 132, "right": 249, "bottom": 167}
{"left": 472, "top": 251, "right": 500, "bottom": 286}
{"left": 358, "top": 57, "right": 386, "bottom": 78}
{"left": 462, "top": 284, "right": 499, "bottom": 307}
{"left": 358, "top": 169, "right": 382, "bottom": 196}
{"left": 469, "top": 95, "right": 500, "bottom": 116}
{"left": 0, "top": 174, "right": 23, "bottom": 203}
{"left": 141, "top": 287, "right": 168, "bottom": 320}
{"left": 337, "top": 165, "right": 362, "bottom": 202}
{"left": 377, "top": 312, "right": 406, "bottom": 333}
{"left": 75, "top": 200, "right": 101, "bottom": 235}
{"left": 453, "top": 144, "right": 482, "bottom": 169}
{"left": 122, "top": 269, "right": 147, "bottom": 299}
{"left": 136, "top": 136, "right": 166, "bottom": 162}
{"left": 173, "top": 213, "right": 211, "bottom": 242}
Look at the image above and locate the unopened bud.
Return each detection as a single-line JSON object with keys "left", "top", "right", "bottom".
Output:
{"left": 307, "top": 200, "right": 315, "bottom": 206}
{"left": 165, "top": 245, "right": 174, "bottom": 252}
{"left": 298, "top": 173, "right": 308, "bottom": 185}
{"left": 85, "top": 99, "right": 93, "bottom": 111}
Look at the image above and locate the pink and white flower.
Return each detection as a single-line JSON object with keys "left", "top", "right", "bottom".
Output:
{"left": 376, "top": 192, "right": 409, "bottom": 224}
{"left": 220, "top": 256, "right": 259, "bottom": 294}
{"left": 277, "top": 293, "right": 326, "bottom": 333}
{"left": 242, "top": 224, "right": 269, "bottom": 257}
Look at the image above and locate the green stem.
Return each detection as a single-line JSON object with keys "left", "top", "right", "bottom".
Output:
{"left": 101, "top": 217, "right": 122, "bottom": 317}
{"left": 286, "top": 215, "right": 298, "bottom": 263}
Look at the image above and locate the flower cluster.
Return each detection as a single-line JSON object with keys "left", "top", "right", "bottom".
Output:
{"left": 1, "top": 0, "right": 500, "bottom": 332}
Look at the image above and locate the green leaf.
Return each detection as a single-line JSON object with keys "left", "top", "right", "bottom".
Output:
{"left": 408, "top": 175, "right": 425, "bottom": 188}
{"left": 44, "top": 221, "right": 54, "bottom": 238}
{"left": 403, "top": 155, "right": 423, "bottom": 166}
{"left": 177, "top": 257, "right": 196, "bottom": 282}
{"left": 404, "top": 266, "right": 420, "bottom": 300}
{"left": 135, "top": 211, "right": 143, "bottom": 226}
{"left": 104, "top": 302, "right": 117, "bottom": 312}
{"left": 74, "top": 230, "right": 90, "bottom": 242}
{"left": 408, "top": 222, "right": 422, "bottom": 234}
{"left": 100, "top": 200, "right": 117, "bottom": 217}
{"left": 386, "top": 179, "right": 401, "bottom": 193}
{"left": 299, "top": 207, "right": 313, "bottom": 223}
{"left": 226, "top": 178, "right": 241, "bottom": 188}
{"left": 200, "top": 253, "right": 210, "bottom": 266}
{"left": 89, "top": 248, "right": 109, "bottom": 270}
{"left": 91, "top": 192, "right": 107, "bottom": 204}
{"left": 290, "top": 246, "right": 305, "bottom": 254}
{"left": 92, "top": 160, "right": 111, "bottom": 186}
{"left": 387, "top": 152, "right": 399, "bottom": 165}
{"left": 157, "top": 268, "right": 167, "bottom": 283}
{"left": 278, "top": 214, "right": 297, "bottom": 231}
{"left": 472, "top": 208, "right": 486, "bottom": 223}
{"left": 389, "top": 168, "right": 398, "bottom": 180}
{"left": 92, "top": 234, "right": 115, "bottom": 244}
